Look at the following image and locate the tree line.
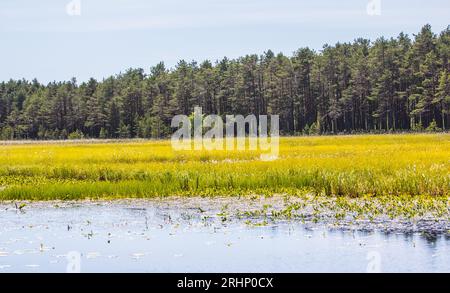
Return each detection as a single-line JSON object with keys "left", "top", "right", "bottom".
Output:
{"left": 1, "top": 24, "right": 449, "bottom": 140}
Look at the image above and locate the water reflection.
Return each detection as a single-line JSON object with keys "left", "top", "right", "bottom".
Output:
{"left": 0, "top": 199, "right": 449, "bottom": 273}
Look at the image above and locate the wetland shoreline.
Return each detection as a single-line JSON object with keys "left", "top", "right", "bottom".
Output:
{"left": 3, "top": 195, "right": 450, "bottom": 234}
{"left": 1, "top": 196, "right": 449, "bottom": 273}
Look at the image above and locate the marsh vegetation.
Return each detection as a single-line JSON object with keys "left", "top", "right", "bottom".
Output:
{"left": 0, "top": 134, "right": 448, "bottom": 203}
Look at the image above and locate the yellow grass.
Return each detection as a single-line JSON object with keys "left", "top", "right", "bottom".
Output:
{"left": 0, "top": 134, "right": 449, "bottom": 200}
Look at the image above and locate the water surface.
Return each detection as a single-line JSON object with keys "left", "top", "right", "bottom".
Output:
{"left": 0, "top": 198, "right": 449, "bottom": 273}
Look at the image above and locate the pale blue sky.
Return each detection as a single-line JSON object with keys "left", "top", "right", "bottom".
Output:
{"left": 1, "top": 0, "right": 449, "bottom": 83}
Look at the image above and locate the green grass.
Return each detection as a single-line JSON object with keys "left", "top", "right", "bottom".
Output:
{"left": 0, "top": 134, "right": 449, "bottom": 200}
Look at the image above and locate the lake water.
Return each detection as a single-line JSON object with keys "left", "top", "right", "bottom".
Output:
{"left": 0, "top": 198, "right": 449, "bottom": 273}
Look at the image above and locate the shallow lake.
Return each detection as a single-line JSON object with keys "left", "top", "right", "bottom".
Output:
{"left": 0, "top": 198, "right": 449, "bottom": 273}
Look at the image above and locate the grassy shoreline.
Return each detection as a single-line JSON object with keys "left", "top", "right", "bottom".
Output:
{"left": 0, "top": 134, "right": 449, "bottom": 201}
{"left": 2, "top": 194, "right": 449, "bottom": 233}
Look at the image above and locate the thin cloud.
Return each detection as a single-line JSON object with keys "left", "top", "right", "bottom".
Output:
{"left": 1, "top": 9, "right": 365, "bottom": 32}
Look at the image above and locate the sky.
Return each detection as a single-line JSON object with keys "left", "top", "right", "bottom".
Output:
{"left": 0, "top": 0, "right": 449, "bottom": 83}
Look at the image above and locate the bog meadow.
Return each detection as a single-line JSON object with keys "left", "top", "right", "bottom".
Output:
{"left": 1, "top": 15, "right": 450, "bottom": 272}
{"left": 0, "top": 134, "right": 449, "bottom": 202}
